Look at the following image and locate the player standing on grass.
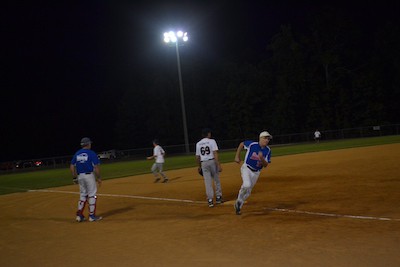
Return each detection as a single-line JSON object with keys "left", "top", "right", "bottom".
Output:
{"left": 195, "top": 128, "right": 223, "bottom": 207}
{"left": 234, "top": 131, "right": 272, "bottom": 215}
{"left": 314, "top": 129, "right": 321, "bottom": 143}
{"left": 147, "top": 139, "right": 168, "bottom": 183}
{"left": 70, "top": 137, "right": 102, "bottom": 222}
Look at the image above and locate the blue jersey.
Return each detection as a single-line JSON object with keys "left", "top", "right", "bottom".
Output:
{"left": 243, "top": 140, "right": 271, "bottom": 171}
{"left": 71, "top": 149, "right": 100, "bottom": 174}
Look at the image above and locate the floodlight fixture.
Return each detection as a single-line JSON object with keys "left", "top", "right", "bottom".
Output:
{"left": 163, "top": 31, "right": 189, "bottom": 44}
{"left": 162, "top": 30, "right": 190, "bottom": 153}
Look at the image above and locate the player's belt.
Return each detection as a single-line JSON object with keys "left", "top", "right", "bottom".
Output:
{"left": 201, "top": 158, "right": 214, "bottom": 162}
{"left": 247, "top": 165, "right": 260, "bottom": 172}
{"left": 78, "top": 172, "right": 93, "bottom": 175}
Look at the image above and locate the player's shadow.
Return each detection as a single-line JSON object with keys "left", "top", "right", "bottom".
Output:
{"left": 100, "top": 206, "right": 135, "bottom": 217}
{"left": 167, "top": 176, "right": 198, "bottom": 183}
{"left": 166, "top": 176, "right": 183, "bottom": 182}
{"left": 245, "top": 202, "right": 308, "bottom": 217}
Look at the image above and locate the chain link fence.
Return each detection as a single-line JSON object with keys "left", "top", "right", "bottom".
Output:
{"left": 1, "top": 124, "right": 399, "bottom": 173}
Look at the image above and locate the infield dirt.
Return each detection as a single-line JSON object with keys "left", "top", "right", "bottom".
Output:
{"left": 0, "top": 143, "right": 399, "bottom": 267}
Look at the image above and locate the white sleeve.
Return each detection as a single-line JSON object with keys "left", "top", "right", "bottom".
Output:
{"left": 212, "top": 140, "right": 219, "bottom": 151}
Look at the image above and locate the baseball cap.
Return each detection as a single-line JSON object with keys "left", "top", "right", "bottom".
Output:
{"left": 201, "top": 128, "right": 212, "bottom": 137}
{"left": 259, "top": 131, "right": 273, "bottom": 139}
{"left": 80, "top": 137, "right": 92, "bottom": 146}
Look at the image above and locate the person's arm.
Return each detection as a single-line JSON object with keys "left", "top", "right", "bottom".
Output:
{"left": 234, "top": 142, "right": 244, "bottom": 163}
{"left": 196, "top": 155, "right": 202, "bottom": 173}
{"left": 147, "top": 148, "right": 157, "bottom": 160}
{"left": 94, "top": 165, "right": 102, "bottom": 187}
{"left": 258, "top": 151, "right": 269, "bottom": 168}
{"left": 70, "top": 164, "right": 78, "bottom": 184}
{"left": 213, "top": 150, "right": 222, "bottom": 172}
{"left": 70, "top": 164, "right": 76, "bottom": 177}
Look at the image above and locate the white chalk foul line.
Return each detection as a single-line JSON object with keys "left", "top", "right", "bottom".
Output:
{"left": 28, "top": 189, "right": 204, "bottom": 204}
{"left": 265, "top": 207, "right": 400, "bottom": 221}
{"left": 27, "top": 190, "right": 400, "bottom": 221}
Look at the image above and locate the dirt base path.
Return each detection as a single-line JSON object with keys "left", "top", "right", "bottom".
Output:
{"left": 1, "top": 144, "right": 399, "bottom": 267}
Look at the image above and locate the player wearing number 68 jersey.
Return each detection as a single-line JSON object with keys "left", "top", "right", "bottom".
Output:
{"left": 195, "top": 128, "right": 223, "bottom": 207}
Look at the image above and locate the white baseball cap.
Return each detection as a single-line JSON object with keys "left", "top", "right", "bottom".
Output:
{"left": 259, "top": 131, "right": 272, "bottom": 139}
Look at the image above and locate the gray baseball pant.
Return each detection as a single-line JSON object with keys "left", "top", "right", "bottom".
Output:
{"left": 201, "top": 159, "right": 222, "bottom": 200}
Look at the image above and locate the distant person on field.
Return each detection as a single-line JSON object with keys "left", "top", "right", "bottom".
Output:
{"left": 195, "top": 128, "right": 223, "bottom": 208}
{"left": 314, "top": 129, "right": 321, "bottom": 143}
{"left": 234, "top": 131, "right": 272, "bottom": 215}
{"left": 147, "top": 139, "right": 168, "bottom": 183}
{"left": 70, "top": 137, "right": 102, "bottom": 222}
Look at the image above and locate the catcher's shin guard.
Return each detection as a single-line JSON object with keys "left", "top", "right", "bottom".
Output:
{"left": 77, "top": 196, "right": 87, "bottom": 215}
{"left": 88, "top": 195, "right": 97, "bottom": 215}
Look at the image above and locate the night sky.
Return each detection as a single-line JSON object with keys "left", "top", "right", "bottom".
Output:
{"left": 1, "top": 1, "right": 398, "bottom": 162}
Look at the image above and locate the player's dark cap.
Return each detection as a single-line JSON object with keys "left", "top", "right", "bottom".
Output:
{"left": 153, "top": 139, "right": 159, "bottom": 145}
{"left": 80, "top": 137, "right": 92, "bottom": 147}
{"left": 202, "top": 128, "right": 212, "bottom": 137}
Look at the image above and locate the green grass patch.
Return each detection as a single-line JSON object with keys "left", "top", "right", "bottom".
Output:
{"left": 0, "top": 135, "right": 399, "bottom": 195}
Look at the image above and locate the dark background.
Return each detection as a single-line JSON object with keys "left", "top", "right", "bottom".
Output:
{"left": 1, "top": 1, "right": 399, "bottom": 162}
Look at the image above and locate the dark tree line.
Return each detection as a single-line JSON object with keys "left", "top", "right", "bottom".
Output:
{"left": 113, "top": 8, "right": 400, "bottom": 149}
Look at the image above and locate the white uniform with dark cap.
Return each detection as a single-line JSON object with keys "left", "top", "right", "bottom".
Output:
{"left": 195, "top": 128, "right": 223, "bottom": 207}
{"left": 147, "top": 139, "right": 168, "bottom": 183}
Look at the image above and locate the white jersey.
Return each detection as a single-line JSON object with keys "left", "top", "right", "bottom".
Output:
{"left": 153, "top": 145, "right": 165, "bottom": 163}
{"left": 195, "top": 138, "right": 218, "bottom": 161}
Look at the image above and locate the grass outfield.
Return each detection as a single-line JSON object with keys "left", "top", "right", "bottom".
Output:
{"left": 0, "top": 135, "right": 399, "bottom": 195}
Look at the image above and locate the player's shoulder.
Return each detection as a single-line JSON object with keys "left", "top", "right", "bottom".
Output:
{"left": 197, "top": 137, "right": 209, "bottom": 144}
{"left": 87, "top": 149, "right": 99, "bottom": 156}
{"left": 244, "top": 140, "right": 257, "bottom": 146}
{"left": 209, "top": 138, "right": 217, "bottom": 143}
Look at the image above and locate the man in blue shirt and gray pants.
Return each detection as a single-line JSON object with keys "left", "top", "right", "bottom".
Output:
{"left": 70, "top": 137, "right": 102, "bottom": 222}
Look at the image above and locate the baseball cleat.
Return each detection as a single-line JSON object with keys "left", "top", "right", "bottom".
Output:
{"left": 216, "top": 196, "right": 223, "bottom": 204}
{"left": 208, "top": 199, "right": 214, "bottom": 208}
{"left": 76, "top": 215, "right": 86, "bottom": 222}
{"left": 162, "top": 179, "right": 168, "bottom": 183}
{"left": 234, "top": 201, "right": 242, "bottom": 215}
{"left": 89, "top": 215, "right": 103, "bottom": 222}
{"left": 154, "top": 178, "right": 161, "bottom": 183}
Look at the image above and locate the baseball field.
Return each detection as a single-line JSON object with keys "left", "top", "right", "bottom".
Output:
{"left": 0, "top": 138, "right": 399, "bottom": 266}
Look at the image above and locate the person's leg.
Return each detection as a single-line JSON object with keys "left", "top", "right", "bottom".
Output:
{"left": 202, "top": 163, "right": 214, "bottom": 207}
{"left": 210, "top": 162, "right": 223, "bottom": 203}
{"left": 235, "top": 165, "right": 260, "bottom": 214}
{"left": 76, "top": 174, "right": 88, "bottom": 222}
{"left": 158, "top": 163, "right": 168, "bottom": 182}
{"left": 236, "top": 165, "right": 252, "bottom": 203}
{"left": 86, "top": 174, "right": 101, "bottom": 222}
{"left": 151, "top": 163, "right": 160, "bottom": 182}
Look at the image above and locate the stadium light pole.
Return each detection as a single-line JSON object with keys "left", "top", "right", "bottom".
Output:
{"left": 163, "top": 30, "right": 190, "bottom": 154}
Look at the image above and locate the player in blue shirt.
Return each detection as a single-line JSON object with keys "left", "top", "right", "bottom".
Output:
{"left": 70, "top": 137, "right": 102, "bottom": 222}
{"left": 234, "top": 131, "right": 272, "bottom": 215}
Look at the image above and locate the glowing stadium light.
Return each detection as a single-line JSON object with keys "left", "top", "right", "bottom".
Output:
{"left": 163, "top": 31, "right": 188, "bottom": 43}
{"left": 162, "top": 30, "right": 190, "bottom": 153}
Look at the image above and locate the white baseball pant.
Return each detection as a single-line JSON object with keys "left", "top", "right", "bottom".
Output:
{"left": 236, "top": 164, "right": 261, "bottom": 209}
